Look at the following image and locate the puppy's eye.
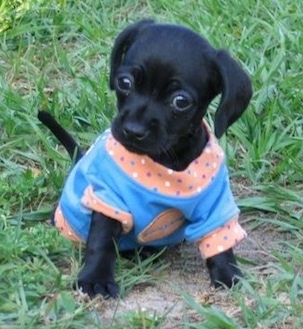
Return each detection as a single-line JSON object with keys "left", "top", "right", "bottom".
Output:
{"left": 115, "top": 74, "right": 134, "bottom": 94}
{"left": 170, "top": 91, "right": 194, "bottom": 112}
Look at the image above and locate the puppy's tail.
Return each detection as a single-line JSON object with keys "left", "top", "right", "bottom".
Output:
{"left": 38, "top": 111, "right": 83, "bottom": 163}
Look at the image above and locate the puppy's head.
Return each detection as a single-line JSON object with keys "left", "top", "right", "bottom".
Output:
{"left": 110, "top": 20, "right": 252, "bottom": 170}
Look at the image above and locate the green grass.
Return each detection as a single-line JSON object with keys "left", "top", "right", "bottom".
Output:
{"left": 1, "top": 0, "right": 303, "bottom": 328}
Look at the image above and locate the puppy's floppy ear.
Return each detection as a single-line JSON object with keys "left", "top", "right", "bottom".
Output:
{"left": 109, "top": 19, "right": 155, "bottom": 89}
{"left": 212, "top": 50, "right": 252, "bottom": 138}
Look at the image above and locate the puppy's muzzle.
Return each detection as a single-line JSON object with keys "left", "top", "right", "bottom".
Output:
{"left": 122, "top": 122, "right": 149, "bottom": 142}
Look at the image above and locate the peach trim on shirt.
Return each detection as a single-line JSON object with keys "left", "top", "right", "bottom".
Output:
{"left": 81, "top": 185, "right": 134, "bottom": 233}
{"left": 197, "top": 216, "right": 247, "bottom": 259}
{"left": 54, "top": 206, "right": 82, "bottom": 242}
{"left": 138, "top": 209, "right": 186, "bottom": 243}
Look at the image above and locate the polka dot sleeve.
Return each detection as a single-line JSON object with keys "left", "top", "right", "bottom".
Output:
{"left": 197, "top": 216, "right": 247, "bottom": 259}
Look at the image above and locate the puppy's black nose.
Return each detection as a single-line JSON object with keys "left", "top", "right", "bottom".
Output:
{"left": 122, "top": 123, "right": 147, "bottom": 141}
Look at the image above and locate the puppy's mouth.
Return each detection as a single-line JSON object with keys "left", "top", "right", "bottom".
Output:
{"left": 111, "top": 126, "right": 168, "bottom": 158}
{"left": 113, "top": 133, "right": 163, "bottom": 157}
{"left": 120, "top": 141, "right": 148, "bottom": 154}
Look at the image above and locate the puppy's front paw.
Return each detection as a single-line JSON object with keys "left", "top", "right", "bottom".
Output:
{"left": 206, "top": 248, "right": 243, "bottom": 289}
{"left": 75, "top": 276, "right": 119, "bottom": 299}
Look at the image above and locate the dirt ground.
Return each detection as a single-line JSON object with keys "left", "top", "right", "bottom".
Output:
{"left": 75, "top": 210, "right": 291, "bottom": 328}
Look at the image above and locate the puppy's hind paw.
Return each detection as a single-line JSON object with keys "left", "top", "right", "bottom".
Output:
{"left": 74, "top": 280, "right": 120, "bottom": 299}
{"left": 211, "top": 265, "right": 243, "bottom": 289}
{"left": 206, "top": 248, "right": 243, "bottom": 289}
{"left": 94, "top": 282, "right": 120, "bottom": 299}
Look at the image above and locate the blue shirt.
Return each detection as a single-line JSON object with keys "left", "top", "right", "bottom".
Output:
{"left": 57, "top": 125, "right": 241, "bottom": 252}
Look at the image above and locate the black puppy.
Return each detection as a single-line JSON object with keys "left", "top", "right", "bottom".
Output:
{"left": 38, "top": 19, "right": 252, "bottom": 299}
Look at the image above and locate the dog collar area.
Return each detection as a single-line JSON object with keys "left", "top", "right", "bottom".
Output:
{"left": 105, "top": 129, "right": 225, "bottom": 197}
